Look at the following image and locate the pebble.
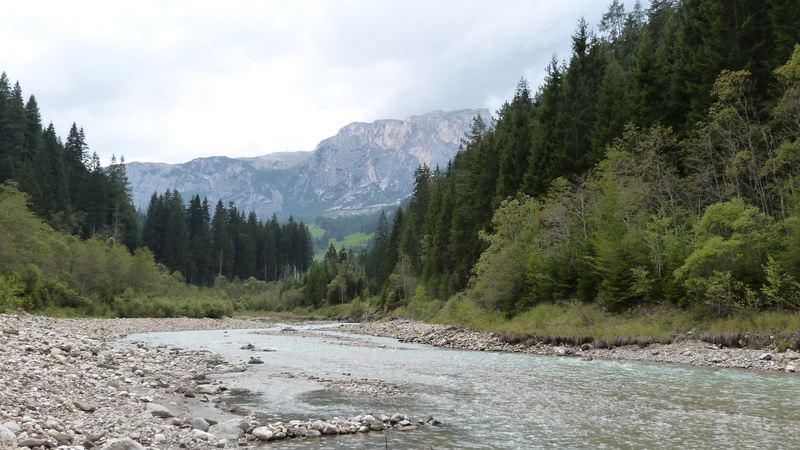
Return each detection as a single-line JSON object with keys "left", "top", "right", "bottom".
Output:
{"left": 335, "top": 319, "right": 800, "bottom": 374}
{"left": 0, "top": 425, "right": 17, "bottom": 450}
{"left": 0, "top": 314, "right": 439, "bottom": 449}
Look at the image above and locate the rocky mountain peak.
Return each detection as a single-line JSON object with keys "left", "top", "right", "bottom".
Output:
{"left": 126, "top": 108, "right": 491, "bottom": 219}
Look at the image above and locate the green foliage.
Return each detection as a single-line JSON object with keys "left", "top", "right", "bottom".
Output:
{"left": 5, "top": 2, "right": 800, "bottom": 333}
{"left": 0, "top": 272, "right": 25, "bottom": 311}
{"left": 402, "top": 285, "right": 443, "bottom": 321}
{"left": 470, "top": 196, "right": 538, "bottom": 315}
{"left": 113, "top": 289, "right": 234, "bottom": 318}
{"left": 674, "top": 199, "right": 771, "bottom": 315}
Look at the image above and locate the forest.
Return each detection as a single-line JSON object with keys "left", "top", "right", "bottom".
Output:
{"left": 307, "top": 0, "right": 800, "bottom": 328}
{"left": 2, "top": 0, "right": 800, "bottom": 341}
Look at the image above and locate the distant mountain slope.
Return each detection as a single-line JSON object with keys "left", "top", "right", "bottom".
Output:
{"left": 126, "top": 109, "right": 491, "bottom": 219}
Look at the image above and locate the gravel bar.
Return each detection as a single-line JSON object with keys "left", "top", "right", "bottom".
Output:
{"left": 334, "top": 318, "right": 800, "bottom": 373}
{"left": 0, "top": 314, "right": 435, "bottom": 450}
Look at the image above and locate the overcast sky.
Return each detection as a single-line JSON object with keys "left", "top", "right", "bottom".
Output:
{"left": 1, "top": 1, "right": 630, "bottom": 165}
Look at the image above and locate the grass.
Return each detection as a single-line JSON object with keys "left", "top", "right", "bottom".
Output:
{"left": 427, "top": 298, "right": 800, "bottom": 350}
{"left": 307, "top": 224, "right": 327, "bottom": 239}
{"left": 314, "top": 231, "right": 374, "bottom": 261}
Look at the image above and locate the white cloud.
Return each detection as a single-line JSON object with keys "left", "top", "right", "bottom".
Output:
{"left": 0, "top": 0, "right": 629, "bottom": 164}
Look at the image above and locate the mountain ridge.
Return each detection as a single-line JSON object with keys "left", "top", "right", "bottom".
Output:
{"left": 126, "top": 108, "right": 491, "bottom": 219}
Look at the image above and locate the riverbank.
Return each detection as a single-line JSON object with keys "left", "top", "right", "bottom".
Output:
{"left": 334, "top": 318, "right": 800, "bottom": 373}
{"left": 0, "top": 314, "right": 432, "bottom": 449}
{"left": 2, "top": 313, "right": 797, "bottom": 450}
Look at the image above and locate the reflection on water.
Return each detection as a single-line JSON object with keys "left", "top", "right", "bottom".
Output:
{"left": 124, "top": 325, "right": 800, "bottom": 449}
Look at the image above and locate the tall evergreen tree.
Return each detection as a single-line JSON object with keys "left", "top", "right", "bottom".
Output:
{"left": 494, "top": 78, "right": 534, "bottom": 206}
{"left": 0, "top": 78, "right": 27, "bottom": 182}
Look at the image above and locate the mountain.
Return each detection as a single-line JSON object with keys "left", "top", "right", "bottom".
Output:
{"left": 126, "top": 109, "right": 490, "bottom": 219}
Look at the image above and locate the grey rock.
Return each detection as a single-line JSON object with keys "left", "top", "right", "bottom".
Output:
{"left": 100, "top": 438, "right": 144, "bottom": 450}
{"left": 759, "top": 353, "right": 773, "bottom": 361}
{"left": 321, "top": 424, "right": 338, "bottom": 435}
{"left": 73, "top": 399, "right": 96, "bottom": 412}
{"left": 302, "top": 429, "right": 321, "bottom": 438}
{"left": 0, "top": 425, "right": 17, "bottom": 450}
{"left": 145, "top": 403, "right": 173, "bottom": 418}
{"left": 208, "top": 419, "right": 249, "bottom": 440}
{"left": 194, "top": 384, "right": 217, "bottom": 395}
{"left": 370, "top": 421, "right": 384, "bottom": 431}
{"left": 554, "top": 346, "right": 570, "bottom": 356}
{"left": 248, "top": 357, "right": 263, "bottom": 364}
{"left": 251, "top": 426, "right": 273, "bottom": 441}
{"left": 126, "top": 109, "right": 491, "bottom": 219}
{"left": 190, "top": 429, "right": 214, "bottom": 441}
{"left": 1, "top": 422, "right": 20, "bottom": 434}
{"left": 18, "top": 438, "right": 49, "bottom": 448}
{"left": 53, "top": 433, "right": 72, "bottom": 442}
{"left": 190, "top": 418, "right": 210, "bottom": 432}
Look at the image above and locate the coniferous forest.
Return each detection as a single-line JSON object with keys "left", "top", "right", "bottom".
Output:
{"left": 3, "top": 0, "right": 800, "bottom": 342}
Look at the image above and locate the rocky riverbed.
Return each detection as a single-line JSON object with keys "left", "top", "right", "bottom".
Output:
{"left": 0, "top": 314, "right": 434, "bottom": 450}
{"left": 334, "top": 318, "right": 800, "bottom": 373}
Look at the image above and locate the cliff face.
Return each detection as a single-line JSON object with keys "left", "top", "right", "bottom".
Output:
{"left": 126, "top": 109, "right": 490, "bottom": 219}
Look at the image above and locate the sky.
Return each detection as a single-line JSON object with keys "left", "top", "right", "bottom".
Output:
{"left": 0, "top": 1, "right": 630, "bottom": 165}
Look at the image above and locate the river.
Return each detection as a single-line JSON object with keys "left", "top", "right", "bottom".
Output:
{"left": 122, "top": 323, "right": 800, "bottom": 449}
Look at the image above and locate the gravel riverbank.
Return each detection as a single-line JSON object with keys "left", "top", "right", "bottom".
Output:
{"left": 2, "top": 313, "right": 797, "bottom": 449}
{"left": 334, "top": 318, "right": 800, "bottom": 373}
{"left": 0, "top": 314, "right": 432, "bottom": 450}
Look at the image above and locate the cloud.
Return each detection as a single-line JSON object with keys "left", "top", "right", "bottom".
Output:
{"left": 0, "top": 0, "right": 626, "bottom": 164}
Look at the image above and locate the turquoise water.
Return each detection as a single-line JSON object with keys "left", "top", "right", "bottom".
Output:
{"left": 124, "top": 325, "right": 800, "bottom": 449}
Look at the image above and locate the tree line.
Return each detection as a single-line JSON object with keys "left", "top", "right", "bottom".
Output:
{"left": 0, "top": 71, "right": 313, "bottom": 315}
{"left": 141, "top": 190, "right": 313, "bottom": 286}
{"left": 0, "top": 73, "right": 139, "bottom": 250}
{"left": 347, "top": 0, "right": 800, "bottom": 318}
{"left": 3, "top": 0, "right": 800, "bottom": 322}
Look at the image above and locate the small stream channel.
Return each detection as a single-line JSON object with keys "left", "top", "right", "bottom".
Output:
{"left": 123, "top": 323, "right": 800, "bottom": 449}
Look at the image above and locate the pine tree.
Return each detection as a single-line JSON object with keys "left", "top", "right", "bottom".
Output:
{"left": 494, "top": 78, "right": 534, "bottom": 206}
{"left": 142, "top": 192, "right": 166, "bottom": 259}
{"left": 368, "top": 210, "right": 390, "bottom": 289}
{"left": 525, "top": 57, "right": 567, "bottom": 195}
{"left": 40, "top": 123, "right": 69, "bottom": 220}
{"left": 105, "top": 155, "right": 139, "bottom": 249}
{"left": 262, "top": 214, "right": 280, "bottom": 281}
{"left": 161, "top": 190, "right": 190, "bottom": 276}
{"left": 18, "top": 95, "right": 44, "bottom": 210}
{"left": 187, "top": 195, "right": 213, "bottom": 284}
{"left": 0, "top": 78, "right": 27, "bottom": 182}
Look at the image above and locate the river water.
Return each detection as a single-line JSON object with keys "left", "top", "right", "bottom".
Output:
{"left": 123, "top": 324, "right": 800, "bottom": 449}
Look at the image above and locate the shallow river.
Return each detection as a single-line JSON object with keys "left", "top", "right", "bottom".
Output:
{"left": 124, "top": 324, "right": 800, "bottom": 449}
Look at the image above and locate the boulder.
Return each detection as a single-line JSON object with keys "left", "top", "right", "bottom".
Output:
{"left": 251, "top": 426, "right": 273, "bottom": 441}
{"left": 145, "top": 403, "right": 173, "bottom": 418}
{"left": 99, "top": 439, "right": 145, "bottom": 450}
{"left": 190, "top": 418, "right": 210, "bottom": 432}
{"left": 190, "top": 429, "right": 214, "bottom": 441}
{"left": 0, "top": 425, "right": 17, "bottom": 450}
{"left": 302, "top": 429, "right": 321, "bottom": 438}
{"left": 554, "top": 346, "right": 570, "bottom": 356}
{"left": 195, "top": 384, "right": 218, "bottom": 395}
{"left": 1, "top": 423, "right": 20, "bottom": 434}
{"left": 73, "top": 399, "right": 96, "bottom": 412}
{"left": 18, "top": 439, "right": 49, "bottom": 448}
{"left": 208, "top": 419, "right": 249, "bottom": 440}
